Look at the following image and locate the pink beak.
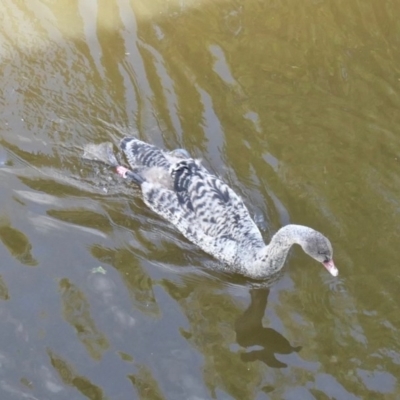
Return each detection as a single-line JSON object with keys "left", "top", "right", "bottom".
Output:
{"left": 323, "top": 260, "right": 339, "bottom": 276}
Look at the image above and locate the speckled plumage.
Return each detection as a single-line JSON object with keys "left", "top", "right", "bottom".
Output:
{"left": 119, "top": 137, "right": 338, "bottom": 279}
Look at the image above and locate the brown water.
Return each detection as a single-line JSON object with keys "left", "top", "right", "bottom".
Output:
{"left": 1, "top": 0, "right": 400, "bottom": 399}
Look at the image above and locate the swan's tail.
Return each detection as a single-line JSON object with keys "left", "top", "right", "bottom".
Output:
{"left": 120, "top": 137, "right": 170, "bottom": 169}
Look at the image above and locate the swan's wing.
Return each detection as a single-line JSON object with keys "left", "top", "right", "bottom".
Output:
{"left": 172, "top": 161, "right": 263, "bottom": 243}
{"left": 120, "top": 137, "right": 170, "bottom": 169}
{"left": 140, "top": 182, "right": 238, "bottom": 264}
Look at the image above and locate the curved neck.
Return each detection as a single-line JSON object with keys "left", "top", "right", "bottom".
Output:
{"left": 252, "top": 225, "right": 315, "bottom": 277}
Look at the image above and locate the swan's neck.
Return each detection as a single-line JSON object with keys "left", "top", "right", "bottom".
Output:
{"left": 253, "top": 224, "right": 315, "bottom": 277}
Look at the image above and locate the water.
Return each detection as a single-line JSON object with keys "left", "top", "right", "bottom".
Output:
{"left": 1, "top": 0, "right": 400, "bottom": 399}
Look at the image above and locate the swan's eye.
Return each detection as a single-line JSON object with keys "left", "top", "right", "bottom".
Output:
{"left": 318, "top": 251, "right": 330, "bottom": 262}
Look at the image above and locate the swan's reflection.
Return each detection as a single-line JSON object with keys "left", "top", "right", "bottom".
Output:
{"left": 235, "top": 288, "right": 301, "bottom": 368}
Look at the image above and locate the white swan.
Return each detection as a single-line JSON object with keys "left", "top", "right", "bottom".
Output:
{"left": 116, "top": 137, "right": 338, "bottom": 279}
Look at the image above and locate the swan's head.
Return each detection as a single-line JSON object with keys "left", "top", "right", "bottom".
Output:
{"left": 301, "top": 230, "right": 338, "bottom": 276}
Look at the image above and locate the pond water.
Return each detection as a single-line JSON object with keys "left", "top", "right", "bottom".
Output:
{"left": 1, "top": 0, "right": 400, "bottom": 399}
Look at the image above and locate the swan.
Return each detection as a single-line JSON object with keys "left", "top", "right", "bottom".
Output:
{"left": 116, "top": 137, "right": 338, "bottom": 279}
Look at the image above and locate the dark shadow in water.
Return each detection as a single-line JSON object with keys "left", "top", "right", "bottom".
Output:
{"left": 235, "top": 288, "right": 301, "bottom": 368}
{"left": 0, "top": 220, "right": 37, "bottom": 266}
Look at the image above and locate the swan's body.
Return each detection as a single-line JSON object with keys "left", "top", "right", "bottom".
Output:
{"left": 117, "top": 137, "right": 338, "bottom": 279}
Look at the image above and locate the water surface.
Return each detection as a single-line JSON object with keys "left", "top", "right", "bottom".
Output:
{"left": 0, "top": 0, "right": 400, "bottom": 399}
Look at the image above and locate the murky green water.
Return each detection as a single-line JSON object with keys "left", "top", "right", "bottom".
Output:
{"left": 1, "top": 0, "right": 400, "bottom": 399}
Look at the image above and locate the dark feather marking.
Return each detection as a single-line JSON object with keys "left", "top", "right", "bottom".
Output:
{"left": 194, "top": 181, "right": 204, "bottom": 193}
{"left": 146, "top": 188, "right": 155, "bottom": 204}
{"left": 211, "top": 182, "right": 230, "bottom": 203}
{"left": 186, "top": 200, "right": 194, "bottom": 212}
{"left": 177, "top": 193, "right": 194, "bottom": 212}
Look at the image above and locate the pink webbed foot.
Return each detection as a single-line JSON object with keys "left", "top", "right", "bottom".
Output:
{"left": 116, "top": 165, "right": 130, "bottom": 178}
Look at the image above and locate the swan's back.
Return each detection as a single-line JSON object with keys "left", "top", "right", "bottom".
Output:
{"left": 172, "top": 159, "right": 263, "bottom": 245}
